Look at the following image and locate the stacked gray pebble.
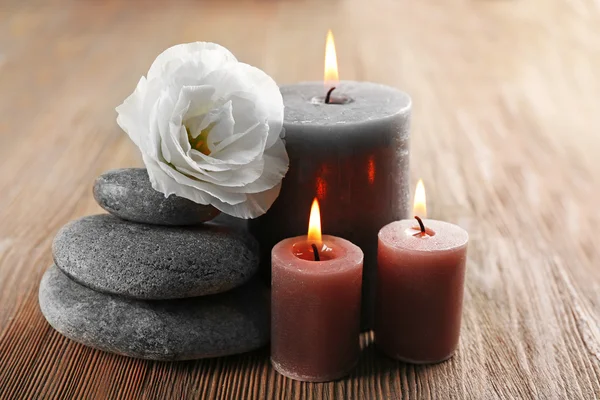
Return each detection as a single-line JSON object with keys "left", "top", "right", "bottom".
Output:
{"left": 92, "top": 168, "right": 221, "bottom": 226}
{"left": 39, "top": 168, "right": 268, "bottom": 360}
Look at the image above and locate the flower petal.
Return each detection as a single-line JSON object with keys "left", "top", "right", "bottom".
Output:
{"left": 234, "top": 63, "right": 284, "bottom": 148}
{"left": 228, "top": 138, "right": 289, "bottom": 193}
{"left": 212, "top": 183, "right": 283, "bottom": 219}
{"left": 172, "top": 85, "right": 215, "bottom": 127}
{"left": 156, "top": 159, "right": 247, "bottom": 205}
{"left": 176, "top": 165, "right": 233, "bottom": 183}
{"left": 180, "top": 156, "right": 265, "bottom": 188}
{"left": 203, "top": 64, "right": 283, "bottom": 147}
{"left": 116, "top": 77, "right": 148, "bottom": 149}
{"left": 144, "top": 154, "right": 211, "bottom": 205}
{"left": 187, "top": 120, "right": 267, "bottom": 169}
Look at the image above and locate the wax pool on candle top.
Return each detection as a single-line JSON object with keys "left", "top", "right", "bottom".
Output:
{"left": 375, "top": 219, "right": 468, "bottom": 363}
{"left": 250, "top": 81, "right": 411, "bottom": 329}
{"left": 271, "top": 234, "right": 363, "bottom": 382}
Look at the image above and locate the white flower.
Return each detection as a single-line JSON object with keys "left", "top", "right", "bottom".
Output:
{"left": 116, "top": 42, "right": 289, "bottom": 219}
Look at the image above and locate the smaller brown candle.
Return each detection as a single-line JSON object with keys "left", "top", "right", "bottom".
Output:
{"left": 271, "top": 198, "right": 363, "bottom": 382}
{"left": 375, "top": 180, "right": 469, "bottom": 363}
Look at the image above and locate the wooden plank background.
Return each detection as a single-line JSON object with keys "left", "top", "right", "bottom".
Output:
{"left": 1, "top": 0, "right": 599, "bottom": 398}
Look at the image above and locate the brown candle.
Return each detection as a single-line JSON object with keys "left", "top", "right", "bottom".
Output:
{"left": 271, "top": 198, "right": 363, "bottom": 382}
{"left": 375, "top": 181, "right": 469, "bottom": 363}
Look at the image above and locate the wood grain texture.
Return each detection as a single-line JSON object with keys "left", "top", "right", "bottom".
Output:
{"left": 1, "top": 0, "right": 599, "bottom": 398}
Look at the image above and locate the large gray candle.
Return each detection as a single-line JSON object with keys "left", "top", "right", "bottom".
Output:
{"left": 249, "top": 80, "right": 411, "bottom": 328}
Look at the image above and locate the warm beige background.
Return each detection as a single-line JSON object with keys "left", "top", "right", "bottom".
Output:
{"left": 1, "top": 0, "right": 599, "bottom": 398}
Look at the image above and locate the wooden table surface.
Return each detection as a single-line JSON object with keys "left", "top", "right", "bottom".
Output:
{"left": 1, "top": 0, "right": 599, "bottom": 398}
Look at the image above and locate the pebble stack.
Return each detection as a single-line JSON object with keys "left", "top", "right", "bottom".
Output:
{"left": 39, "top": 168, "right": 269, "bottom": 361}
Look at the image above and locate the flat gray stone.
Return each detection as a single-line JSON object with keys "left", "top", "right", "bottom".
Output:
{"left": 53, "top": 214, "right": 259, "bottom": 299}
{"left": 39, "top": 265, "right": 269, "bottom": 361}
{"left": 93, "top": 168, "right": 220, "bottom": 226}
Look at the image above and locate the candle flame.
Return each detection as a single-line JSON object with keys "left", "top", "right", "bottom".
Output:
{"left": 413, "top": 179, "right": 427, "bottom": 218}
{"left": 307, "top": 198, "right": 322, "bottom": 244}
{"left": 324, "top": 30, "right": 339, "bottom": 86}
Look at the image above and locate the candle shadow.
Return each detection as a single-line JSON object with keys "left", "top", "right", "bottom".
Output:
{"left": 349, "top": 331, "right": 446, "bottom": 379}
{"left": 152, "top": 334, "right": 446, "bottom": 385}
{"left": 348, "top": 331, "right": 403, "bottom": 378}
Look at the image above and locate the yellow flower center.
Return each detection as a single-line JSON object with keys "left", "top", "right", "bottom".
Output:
{"left": 186, "top": 123, "right": 214, "bottom": 156}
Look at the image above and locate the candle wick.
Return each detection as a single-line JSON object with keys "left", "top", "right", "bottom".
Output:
{"left": 324, "top": 87, "right": 336, "bottom": 104}
{"left": 311, "top": 243, "right": 321, "bottom": 261}
{"left": 414, "top": 216, "right": 426, "bottom": 234}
